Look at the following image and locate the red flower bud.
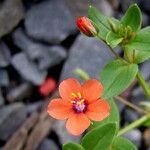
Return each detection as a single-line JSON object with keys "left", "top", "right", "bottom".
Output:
{"left": 76, "top": 16, "right": 97, "bottom": 37}
{"left": 39, "top": 77, "right": 56, "bottom": 96}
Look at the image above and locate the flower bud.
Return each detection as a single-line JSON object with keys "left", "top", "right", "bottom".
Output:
{"left": 76, "top": 16, "right": 98, "bottom": 37}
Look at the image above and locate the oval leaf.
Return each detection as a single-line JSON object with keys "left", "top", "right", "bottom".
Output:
{"left": 100, "top": 59, "right": 138, "bottom": 98}
{"left": 124, "top": 26, "right": 150, "bottom": 51}
{"left": 121, "top": 4, "right": 142, "bottom": 32}
{"left": 112, "top": 137, "right": 137, "bottom": 150}
{"left": 88, "top": 6, "right": 110, "bottom": 40}
{"left": 81, "top": 123, "right": 117, "bottom": 150}
{"left": 63, "top": 142, "right": 85, "bottom": 150}
{"left": 92, "top": 98, "right": 120, "bottom": 129}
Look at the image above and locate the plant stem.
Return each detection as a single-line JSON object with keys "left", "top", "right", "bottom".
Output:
{"left": 118, "top": 115, "right": 148, "bottom": 136}
{"left": 136, "top": 71, "right": 150, "bottom": 100}
{"left": 115, "top": 96, "right": 147, "bottom": 114}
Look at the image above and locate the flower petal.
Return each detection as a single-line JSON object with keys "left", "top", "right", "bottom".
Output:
{"left": 59, "top": 78, "right": 82, "bottom": 101}
{"left": 66, "top": 113, "right": 90, "bottom": 136}
{"left": 47, "top": 98, "right": 74, "bottom": 120}
{"left": 85, "top": 99, "right": 110, "bottom": 121}
{"left": 82, "top": 79, "right": 103, "bottom": 103}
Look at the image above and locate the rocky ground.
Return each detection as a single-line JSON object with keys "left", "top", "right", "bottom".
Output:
{"left": 0, "top": 0, "right": 150, "bottom": 150}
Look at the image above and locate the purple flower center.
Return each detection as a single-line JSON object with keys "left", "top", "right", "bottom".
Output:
{"left": 72, "top": 98, "right": 86, "bottom": 113}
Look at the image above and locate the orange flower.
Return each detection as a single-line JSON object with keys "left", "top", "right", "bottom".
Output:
{"left": 76, "top": 16, "right": 98, "bottom": 37}
{"left": 47, "top": 78, "right": 110, "bottom": 136}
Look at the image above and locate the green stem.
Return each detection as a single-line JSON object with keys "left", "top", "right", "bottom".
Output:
{"left": 118, "top": 115, "right": 148, "bottom": 136}
{"left": 136, "top": 71, "right": 150, "bottom": 100}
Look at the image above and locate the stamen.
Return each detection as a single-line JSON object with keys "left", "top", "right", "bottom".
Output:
{"left": 71, "top": 93, "right": 77, "bottom": 98}
{"left": 70, "top": 100, "right": 76, "bottom": 104}
{"left": 77, "top": 92, "right": 81, "bottom": 98}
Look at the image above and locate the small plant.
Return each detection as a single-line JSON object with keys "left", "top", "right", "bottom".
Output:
{"left": 48, "top": 4, "right": 150, "bottom": 150}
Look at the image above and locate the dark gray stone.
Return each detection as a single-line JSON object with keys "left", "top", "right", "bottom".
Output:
{"left": 119, "top": 0, "right": 140, "bottom": 12}
{"left": 11, "top": 52, "right": 47, "bottom": 85}
{"left": 0, "top": 103, "right": 27, "bottom": 140}
{"left": 65, "top": 0, "right": 113, "bottom": 19}
{"left": 141, "top": 0, "right": 150, "bottom": 12}
{"left": 13, "top": 28, "right": 67, "bottom": 70}
{"left": 60, "top": 35, "right": 113, "bottom": 81}
{"left": 26, "top": 101, "right": 43, "bottom": 114}
{"left": 147, "top": 146, "right": 150, "bottom": 150}
{"left": 141, "top": 60, "right": 150, "bottom": 81}
{"left": 142, "top": 13, "right": 149, "bottom": 27}
{"left": 0, "top": 89, "right": 4, "bottom": 106}
{"left": 0, "top": 69, "right": 9, "bottom": 87}
{"left": 6, "top": 82, "right": 33, "bottom": 102}
{"left": 38, "top": 138, "right": 59, "bottom": 150}
{"left": 124, "top": 108, "right": 140, "bottom": 124}
{"left": 0, "top": 0, "right": 24, "bottom": 38}
{"left": 53, "top": 121, "right": 81, "bottom": 144}
{"left": 123, "top": 129, "right": 142, "bottom": 148}
{"left": 0, "top": 42, "right": 11, "bottom": 67}
{"left": 25, "top": 0, "right": 76, "bottom": 44}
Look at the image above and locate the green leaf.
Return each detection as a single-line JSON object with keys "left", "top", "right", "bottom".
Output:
{"left": 125, "top": 49, "right": 150, "bottom": 64}
{"left": 81, "top": 123, "right": 117, "bottom": 150}
{"left": 63, "top": 142, "right": 85, "bottom": 150}
{"left": 92, "top": 98, "right": 120, "bottom": 129}
{"left": 106, "top": 31, "right": 123, "bottom": 48}
{"left": 100, "top": 59, "right": 138, "bottom": 98}
{"left": 124, "top": 27, "right": 150, "bottom": 51}
{"left": 111, "top": 137, "right": 137, "bottom": 150}
{"left": 121, "top": 4, "right": 142, "bottom": 32}
{"left": 88, "top": 6, "right": 110, "bottom": 40}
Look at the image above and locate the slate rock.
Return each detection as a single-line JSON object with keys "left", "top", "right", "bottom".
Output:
{"left": 0, "top": 103, "right": 27, "bottom": 140}
{"left": 147, "top": 146, "right": 150, "bottom": 150}
{"left": 119, "top": 0, "right": 140, "bottom": 12}
{"left": 123, "top": 129, "right": 142, "bottom": 148}
{"left": 0, "top": 69, "right": 9, "bottom": 87}
{"left": 0, "top": 42, "right": 11, "bottom": 67}
{"left": 0, "top": 89, "right": 4, "bottom": 106}
{"left": 60, "top": 35, "right": 113, "bottom": 81}
{"left": 141, "top": 0, "right": 150, "bottom": 12}
{"left": 0, "top": 0, "right": 24, "bottom": 38}
{"left": 124, "top": 108, "right": 140, "bottom": 124}
{"left": 6, "top": 82, "right": 33, "bottom": 102}
{"left": 38, "top": 138, "right": 59, "bottom": 150}
{"left": 13, "top": 28, "right": 67, "bottom": 70}
{"left": 25, "top": 0, "right": 76, "bottom": 43}
{"left": 65, "top": 0, "right": 113, "bottom": 19}
{"left": 141, "top": 60, "right": 150, "bottom": 80}
{"left": 11, "top": 52, "right": 47, "bottom": 85}
{"left": 53, "top": 121, "right": 81, "bottom": 144}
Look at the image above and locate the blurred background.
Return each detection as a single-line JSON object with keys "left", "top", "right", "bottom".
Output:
{"left": 0, "top": 0, "right": 150, "bottom": 150}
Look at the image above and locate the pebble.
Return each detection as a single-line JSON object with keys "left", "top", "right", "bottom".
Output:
{"left": 60, "top": 35, "right": 113, "bottom": 81}
{"left": 11, "top": 52, "right": 47, "bottom": 85}
{"left": 0, "top": 89, "right": 4, "bottom": 106}
{"left": 0, "top": 103, "right": 27, "bottom": 141}
{"left": 13, "top": 28, "right": 67, "bottom": 70}
{"left": 0, "top": 42, "right": 11, "bottom": 67}
{"left": 124, "top": 108, "right": 140, "bottom": 124}
{"left": 38, "top": 138, "right": 59, "bottom": 150}
{"left": 6, "top": 82, "right": 33, "bottom": 102}
{"left": 65, "top": 0, "right": 113, "bottom": 19}
{"left": 0, "top": 69, "right": 10, "bottom": 87}
{"left": 0, "top": 0, "right": 24, "bottom": 38}
{"left": 53, "top": 121, "right": 81, "bottom": 144}
{"left": 123, "top": 129, "right": 142, "bottom": 148}
{"left": 25, "top": 0, "right": 75, "bottom": 43}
